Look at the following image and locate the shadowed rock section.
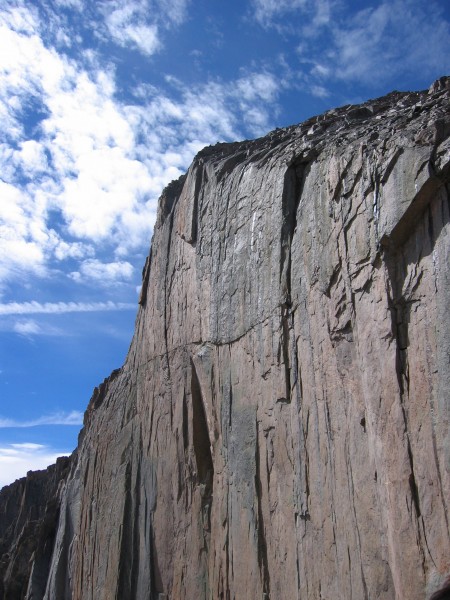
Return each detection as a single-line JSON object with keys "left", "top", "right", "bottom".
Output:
{"left": 1, "top": 77, "right": 450, "bottom": 599}
{"left": 0, "top": 458, "right": 70, "bottom": 600}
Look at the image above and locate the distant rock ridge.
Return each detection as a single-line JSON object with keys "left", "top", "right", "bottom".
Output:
{"left": 1, "top": 77, "right": 449, "bottom": 600}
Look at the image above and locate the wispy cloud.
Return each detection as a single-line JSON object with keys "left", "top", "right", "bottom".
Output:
{"left": 330, "top": 0, "right": 450, "bottom": 85}
{"left": 0, "top": 300, "right": 136, "bottom": 315}
{"left": 250, "top": 0, "right": 332, "bottom": 35}
{"left": 251, "top": 0, "right": 307, "bottom": 27}
{"left": 252, "top": 0, "right": 450, "bottom": 93}
{"left": 0, "top": 442, "right": 72, "bottom": 489}
{"left": 12, "top": 319, "right": 56, "bottom": 337}
{"left": 0, "top": 410, "right": 83, "bottom": 428}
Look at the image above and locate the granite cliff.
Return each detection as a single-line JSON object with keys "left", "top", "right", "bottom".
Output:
{"left": 1, "top": 77, "right": 450, "bottom": 600}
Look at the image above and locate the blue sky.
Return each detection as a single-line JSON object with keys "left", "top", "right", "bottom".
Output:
{"left": 0, "top": 0, "right": 449, "bottom": 488}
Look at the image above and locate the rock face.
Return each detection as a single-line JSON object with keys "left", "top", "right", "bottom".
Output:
{"left": 1, "top": 78, "right": 450, "bottom": 600}
{"left": 0, "top": 458, "right": 70, "bottom": 600}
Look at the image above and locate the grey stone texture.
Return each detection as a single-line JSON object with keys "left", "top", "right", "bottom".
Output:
{"left": 1, "top": 78, "right": 450, "bottom": 599}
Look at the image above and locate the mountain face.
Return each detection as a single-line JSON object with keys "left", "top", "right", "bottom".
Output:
{"left": 1, "top": 77, "right": 450, "bottom": 600}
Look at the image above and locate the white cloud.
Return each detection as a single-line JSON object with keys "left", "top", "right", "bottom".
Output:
{"left": 14, "top": 140, "right": 49, "bottom": 175}
{"left": 105, "top": 4, "right": 161, "bottom": 56}
{"left": 11, "top": 442, "right": 45, "bottom": 450}
{"left": 155, "top": 0, "right": 190, "bottom": 26}
{"left": 0, "top": 300, "right": 135, "bottom": 315}
{"left": 291, "top": 0, "right": 450, "bottom": 91}
{"left": 54, "top": 0, "right": 83, "bottom": 8}
{"left": 310, "top": 0, "right": 331, "bottom": 28}
{"left": 0, "top": 181, "right": 48, "bottom": 281}
{"left": 251, "top": 0, "right": 333, "bottom": 36}
{"left": 13, "top": 319, "right": 45, "bottom": 336}
{"left": 53, "top": 239, "right": 94, "bottom": 261}
{"left": 123, "top": 23, "right": 160, "bottom": 55}
{"left": 8, "top": 318, "right": 68, "bottom": 337}
{"left": 330, "top": 0, "right": 450, "bottom": 85}
{"left": 0, "top": 442, "right": 72, "bottom": 489}
{"left": 310, "top": 84, "right": 329, "bottom": 98}
{"left": 252, "top": 0, "right": 307, "bottom": 26}
{"left": 0, "top": 11, "right": 155, "bottom": 283}
{"left": 0, "top": 410, "right": 83, "bottom": 427}
{"left": 310, "top": 63, "right": 330, "bottom": 78}
{"left": 0, "top": 4, "right": 39, "bottom": 35}
{"left": 100, "top": 0, "right": 190, "bottom": 55}
{"left": 235, "top": 72, "right": 279, "bottom": 103}
{"left": 69, "top": 259, "right": 134, "bottom": 284}
{"left": 252, "top": 0, "right": 449, "bottom": 92}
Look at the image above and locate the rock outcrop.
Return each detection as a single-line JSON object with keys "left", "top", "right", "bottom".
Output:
{"left": 1, "top": 78, "right": 449, "bottom": 600}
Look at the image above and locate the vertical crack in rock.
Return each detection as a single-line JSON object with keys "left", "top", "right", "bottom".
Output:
{"left": 191, "top": 360, "right": 214, "bottom": 529}
{"left": 228, "top": 371, "right": 233, "bottom": 430}
{"left": 189, "top": 162, "right": 206, "bottom": 246}
{"left": 280, "top": 306, "right": 292, "bottom": 403}
{"left": 280, "top": 158, "right": 312, "bottom": 526}
{"left": 117, "top": 457, "right": 141, "bottom": 600}
{"left": 163, "top": 211, "right": 175, "bottom": 383}
{"left": 182, "top": 389, "right": 189, "bottom": 451}
{"left": 280, "top": 159, "right": 308, "bottom": 404}
{"left": 255, "top": 420, "right": 271, "bottom": 598}
{"left": 280, "top": 157, "right": 311, "bottom": 307}
{"left": 371, "top": 167, "right": 382, "bottom": 249}
{"left": 138, "top": 248, "right": 152, "bottom": 306}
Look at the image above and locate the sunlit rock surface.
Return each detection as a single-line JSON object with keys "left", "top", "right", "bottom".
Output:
{"left": 1, "top": 77, "right": 449, "bottom": 600}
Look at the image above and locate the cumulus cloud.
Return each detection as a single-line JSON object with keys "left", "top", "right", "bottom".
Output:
{"left": 0, "top": 442, "right": 72, "bottom": 489}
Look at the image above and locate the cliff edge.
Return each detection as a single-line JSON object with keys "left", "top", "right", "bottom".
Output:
{"left": 1, "top": 77, "right": 450, "bottom": 600}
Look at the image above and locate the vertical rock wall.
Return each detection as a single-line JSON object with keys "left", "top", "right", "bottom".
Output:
{"left": 1, "top": 79, "right": 449, "bottom": 599}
